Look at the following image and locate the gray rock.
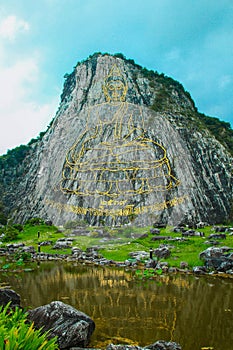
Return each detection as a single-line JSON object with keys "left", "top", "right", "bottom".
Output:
{"left": 28, "top": 301, "right": 95, "bottom": 349}
{"left": 214, "top": 226, "right": 228, "bottom": 232}
{"left": 145, "top": 259, "right": 157, "bottom": 268}
{"left": 192, "top": 266, "right": 207, "bottom": 274}
{"left": 173, "top": 227, "right": 182, "bottom": 233}
{"left": 154, "top": 247, "right": 171, "bottom": 259}
{"left": 150, "top": 228, "right": 160, "bottom": 235}
{"left": 153, "top": 223, "right": 167, "bottom": 229}
{"left": 199, "top": 246, "right": 232, "bottom": 260}
{"left": 40, "top": 240, "right": 53, "bottom": 246}
{"left": 208, "top": 233, "right": 226, "bottom": 240}
{"left": 72, "top": 247, "right": 83, "bottom": 256}
{"left": 105, "top": 342, "right": 182, "bottom": 350}
{"left": 180, "top": 261, "right": 189, "bottom": 269}
{"left": 129, "top": 251, "right": 149, "bottom": 261}
{"left": 53, "top": 239, "right": 72, "bottom": 249}
{"left": 182, "top": 230, "right": 204, "bottom": 237}
{"left": 6, "top": 243, "right": 25, "bottom": 249}
{"left": 151, "top": 236, "right": 171, "bottom": 241}
{"left": 145, "top": 340, "right": 182, "bottom": 350}
{"left": 106, "top": 346, "right": 141, "bottom": 350}
{"left": 0, "top": 288, "right": 21, "bottom": 308}
{"left": 21, "top": 245, "right": 36, "bottom": 253}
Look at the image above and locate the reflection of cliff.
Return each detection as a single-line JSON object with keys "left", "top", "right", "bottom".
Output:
{"left": 2, "top": 263, "right": 233, "bottom": 349}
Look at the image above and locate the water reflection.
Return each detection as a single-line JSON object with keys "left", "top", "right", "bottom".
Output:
{"left": 0, "top": 263, "right": 232, "bottom": 350}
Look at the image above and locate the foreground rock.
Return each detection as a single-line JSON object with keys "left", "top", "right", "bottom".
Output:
{"left": 0, "top": 288, "right": 21, "bottom": 309}
{"left": 28, "top": 301, "right": 95, "bottom": 349}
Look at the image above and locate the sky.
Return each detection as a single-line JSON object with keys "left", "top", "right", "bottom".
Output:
{"left": 0, "top": 0, "right": 232, "bottom": 155}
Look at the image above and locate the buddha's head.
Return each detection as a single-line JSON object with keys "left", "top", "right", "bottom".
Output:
{"left": 103, "top": 65, "right": 128, "bottom": 102}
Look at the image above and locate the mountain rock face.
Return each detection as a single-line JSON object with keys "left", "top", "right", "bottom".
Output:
{"left": 1, "top": 53, "right": 232, "bottom": 226}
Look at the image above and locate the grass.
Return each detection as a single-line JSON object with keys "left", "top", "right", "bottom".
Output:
{"left": 0, "top": 303, "right": 58, "bottom": 349}
{"left": 1, "top": 222, "right": 233, "bottom": 270}
{"left": 17, "top": 223, "right": 63, "bottom": 245}
{"left": 99, "top": 225, "right": 233, "bottom": 268}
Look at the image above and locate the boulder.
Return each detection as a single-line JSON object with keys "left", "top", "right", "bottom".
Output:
{"left": 28, "top": 301, "right": 95, "bottom": 349}
{"left": 199, "top": 246, "right": 232, "bottom": 260}
{"left": 208, "top": 233, "right": 226, "bottom": 240}
{"left": 106, "top": 340, "right": 182, "bottom": 350}
{"left": 199, "top": 246, "right": 233, "bottom": 272}
{"left": 214, "top": 226, "right": 228, "bottom": 232}
{"left": 150, "top": 228, "right": 160, "bottom": 235}
{"left": 192, "top": 266, "right": 207, "bottom": 274}
{"left": 45, "top": 220, "right": 53, "bottom": 226}
{"left": 6, "top": 243, "right": 25, "bottom": 250}
{"left": 107, "top": 345, "right": 141, "bottom": 350}
{"left": 0, "top": 288, "right": 21, "bottom": 308}
{"left": 180, "top": 261, "right": 189, "bottom": 269}
{"left": 151, "top": 236, "right": 171, "bottom": 241}
{"left": 146, "top": 340, "right": 182, "bottom": 350}
{"left": 153, "top": 247, "right": 171, "bottom": 259}
{"left": 181, "top": 229, "right": 195, "bottom": 237}
{"left": 21, "top": 245, "right": 36, "bottom": 253}
{"left": 53, "top": 238, "right": 73, "bottom": 249}
{"left": 72, "top": 246, "right": 83, "bottom": 257}
{"left": 153, "top": 223, "right": 167, "bottom": 229}
{"left": 129, "top": 251, "right": 149, "bottom": 261}
{"left": 40, "top": 240, "right": 53, "bottom": 246}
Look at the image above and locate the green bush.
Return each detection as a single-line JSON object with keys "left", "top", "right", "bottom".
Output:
{"left": 14, "top": 250, "right": 31, "bottom": 262}
{"left": 0, "top": 202, "right": 7, "bottom": 225}
{"left": 0, "top": 303, "right": 58, "bottom": 349}
{"left": 3, "top": 225, "right": 19, "bottom": 242}
{"left": 13, "top": 224, "right": 24, "bottom": 232}
{"left": 25, "top": 218, "right": 45, "bottom": 226}
{"left": 64, "top": 219, "right": 87, "bottom": 229}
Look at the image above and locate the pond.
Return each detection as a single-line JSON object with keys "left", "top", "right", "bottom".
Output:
{"left": 0, "top": 262, "right": 232, "bottom": 350}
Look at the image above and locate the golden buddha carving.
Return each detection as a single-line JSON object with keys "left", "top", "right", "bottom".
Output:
{"left": 60, "top": 64, "right": 180, "bottom": 205}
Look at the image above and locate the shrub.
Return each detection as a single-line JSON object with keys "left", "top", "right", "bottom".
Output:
{"left": 64, "top": 219, "right": 87, "bottom": 229}
{"left": 3, "top": 225, "right": 19, "bottom": 242}
{"left": 0, "top": 202, "right": 7, "bottom": 225}
{"left": 25, "top": 218, "right": 45, "bottom": 226}
{"left": 14, "top": 250, "right": 31, "bottom": 262}
{"left": 13, "top": 224, "right": 24, "bottom": 232}
{"left": 0, "top": 303, "right": 58, "bottom": 349}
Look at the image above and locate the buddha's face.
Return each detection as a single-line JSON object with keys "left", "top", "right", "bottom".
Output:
{"left": 105, "top": 78, "right": 127, "bottom": 102}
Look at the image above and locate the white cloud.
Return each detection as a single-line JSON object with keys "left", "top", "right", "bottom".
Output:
{"left": 0, "top": 30, "right": 58, "bottom": 154}
{"left": 0, "top": 15, "right": 29, "bottom": 40}
{"left": 0, "top": 54, "right": 58, "bottom": 154}
{"left": 0, "top": 13, "right": 59, "bottom": 155}
{"left": 0, "top": 99, "right": 57, "bottom": 155}
{"left": 0, "top": 57, "right": 39, "bottom": 106}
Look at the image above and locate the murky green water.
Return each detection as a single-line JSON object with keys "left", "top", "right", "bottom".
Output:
{"left": 0, "top": 262, "right": 232, "bottom": 350}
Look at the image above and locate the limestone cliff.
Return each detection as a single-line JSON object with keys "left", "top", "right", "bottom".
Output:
{"left": 0, "top": 53, "right": 232, "bottom": 226}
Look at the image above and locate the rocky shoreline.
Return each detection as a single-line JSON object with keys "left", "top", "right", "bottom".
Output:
{"left": 1, "top": 235, "right": 233, "bottom": 277}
